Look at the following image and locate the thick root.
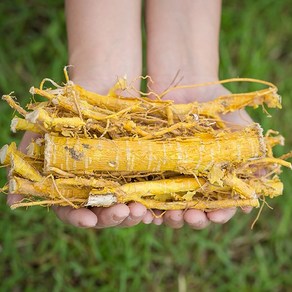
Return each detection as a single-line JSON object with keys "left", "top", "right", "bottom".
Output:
{"left": 0, "top": 73, "right": 290, "bottom": 213}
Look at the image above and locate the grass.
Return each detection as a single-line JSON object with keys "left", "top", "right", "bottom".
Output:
{"left": 1, "top": 0, "right": 292, "bottom": 291}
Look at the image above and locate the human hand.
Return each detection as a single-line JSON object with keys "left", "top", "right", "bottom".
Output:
{"left": 56, "top": 0, "right": 156, "bottom": 228}
{"left": 145, "top": 0, "right": 255, "bottom": 228}
{"left": 150, "top": 82, "right": 253, "bottom": 229}
{"left": 7, "top": 131, "right": 153, "bottom": 228}
{"left": 8, "top": 0, "right": 254, "bottom": 230}
{"left": 9, "top": 0, "right": 151, "bottom": 228}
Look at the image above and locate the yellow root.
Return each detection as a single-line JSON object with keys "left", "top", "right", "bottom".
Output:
{"left": 10, "top": 117, "right": 42, "bottom": 134}
{"left": 87, "top": 193, "right": 260, "bottom": 210}
{"left": 9, "top": 176, "right": 90, "bottom": 199}
{"left": 2, "top": 94, "right": 27, "bottom": 116}
{"left": 27, "top": 140, "right": 44, "bottom": 159}
{"left": 10, "top": 198, "right": 86, "bottom": 209}
{"left": 10, "top": 153, "right": 43, "bottom": 182}
{"left": 44, "top": 125, "right": 265, "bottom": 174}
{"left": 26, "top": 108, "right": 86, "bottom": 131}
{"left": 1, "top": 72, "right": 290, "bottom": 214}
{"left": 0, "top": 143, "right": 26, "bottom": 165}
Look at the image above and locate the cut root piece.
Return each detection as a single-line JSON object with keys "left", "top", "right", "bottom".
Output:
{"left": 44, "top": 124, "right": 265, "bottom": 174}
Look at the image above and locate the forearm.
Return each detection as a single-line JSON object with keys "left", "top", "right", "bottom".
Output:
{"left": 65, "top": 0, "right": 142, "bottom": 94}
{"left": 146, "top": 0, "right": 221, "bottom": 83}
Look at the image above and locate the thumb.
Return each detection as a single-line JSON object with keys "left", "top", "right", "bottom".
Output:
{"left": 222, "top": 109, "right": 254, "bottom": 127}
{"left": 7, "top": 193, "right": 24, "bottom": 207}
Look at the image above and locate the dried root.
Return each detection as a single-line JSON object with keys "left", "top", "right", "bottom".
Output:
{"left": 0, "top": 71, "right": 290, "bottom": 212}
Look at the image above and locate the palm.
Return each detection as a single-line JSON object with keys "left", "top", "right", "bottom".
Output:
{"left": 158, "top": 83, "right": 253, "bottom": 228}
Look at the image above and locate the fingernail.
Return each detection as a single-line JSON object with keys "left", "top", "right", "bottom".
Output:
{"left": 193, "top": 220, "right": 204, "bottom": 227}
{"left": 79, "top": 222, "right": 95, "bottom": 228}
{"left": 143, "top": 217, "right": 152, "bottom": 224}
{"left": 131, "top": 207, "right": 147, "bottom": 220}
{"left": 113, "top": 215, "right": 126, "bottom": 222}
{"left": 132, "top": 213, "right": 144, "bottom": 220}
{"left": 153, "top": 219, "right": 163, "bottom": 226}
{"left": 170, "top": 214, "right": 181, "bottom": 222}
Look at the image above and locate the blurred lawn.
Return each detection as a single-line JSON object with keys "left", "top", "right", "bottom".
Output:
{"left": 1, "top": 0, "right": 292, "bottom": 291}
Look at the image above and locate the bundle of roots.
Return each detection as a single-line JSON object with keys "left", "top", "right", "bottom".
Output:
{"left": 1, "top": 70, "right": 291, "bottom": 211}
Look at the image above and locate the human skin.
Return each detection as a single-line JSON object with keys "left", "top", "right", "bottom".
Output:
{"left": 7, "top": 0, "right": 252, "bottom": 229}
{"left": 146, "top": 0, "right": 253, "bottom": 228}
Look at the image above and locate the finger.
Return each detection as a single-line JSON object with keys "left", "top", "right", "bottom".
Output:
{"left": 206, "top": 207, "right": 237, "bottom": 224}
{"left": 142, "top": 210, "right": 154, "bottom": 224}
{"left": 118, "top": 202, "right": 147, "bottom": 227}
{"left": 53, "top": 206, "right": 97, "bottom": 228}
{"left": 7, "top": 194, "right": 23, "bottom": 207}
{"left": 19, "top": 131, "right": 41, "bottom": 152}
{"left": 152, "top": 210, "right": 164, "bottom": 226}
{"left": 163, "top": 210, "right": 184, "bottom": 229}
{"left": 92, "top": 204, "right": 130, "bottom": 228}
{"left": 241, "top": 206, "right": 253, "bottom": 214}
{"left": 222, "top": 110, "right": 253, "bottom": 126}
{"left": 183, "top": 209, "right": 210, "bottom": 230}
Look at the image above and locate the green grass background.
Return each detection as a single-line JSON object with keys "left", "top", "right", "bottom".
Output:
{"left": 0, "top": 0, "right": 292, "bottom": 291}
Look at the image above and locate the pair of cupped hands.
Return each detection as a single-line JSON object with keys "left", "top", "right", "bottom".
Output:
{"left": 7, "top": 76, "right": 253, "bottom": 229}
